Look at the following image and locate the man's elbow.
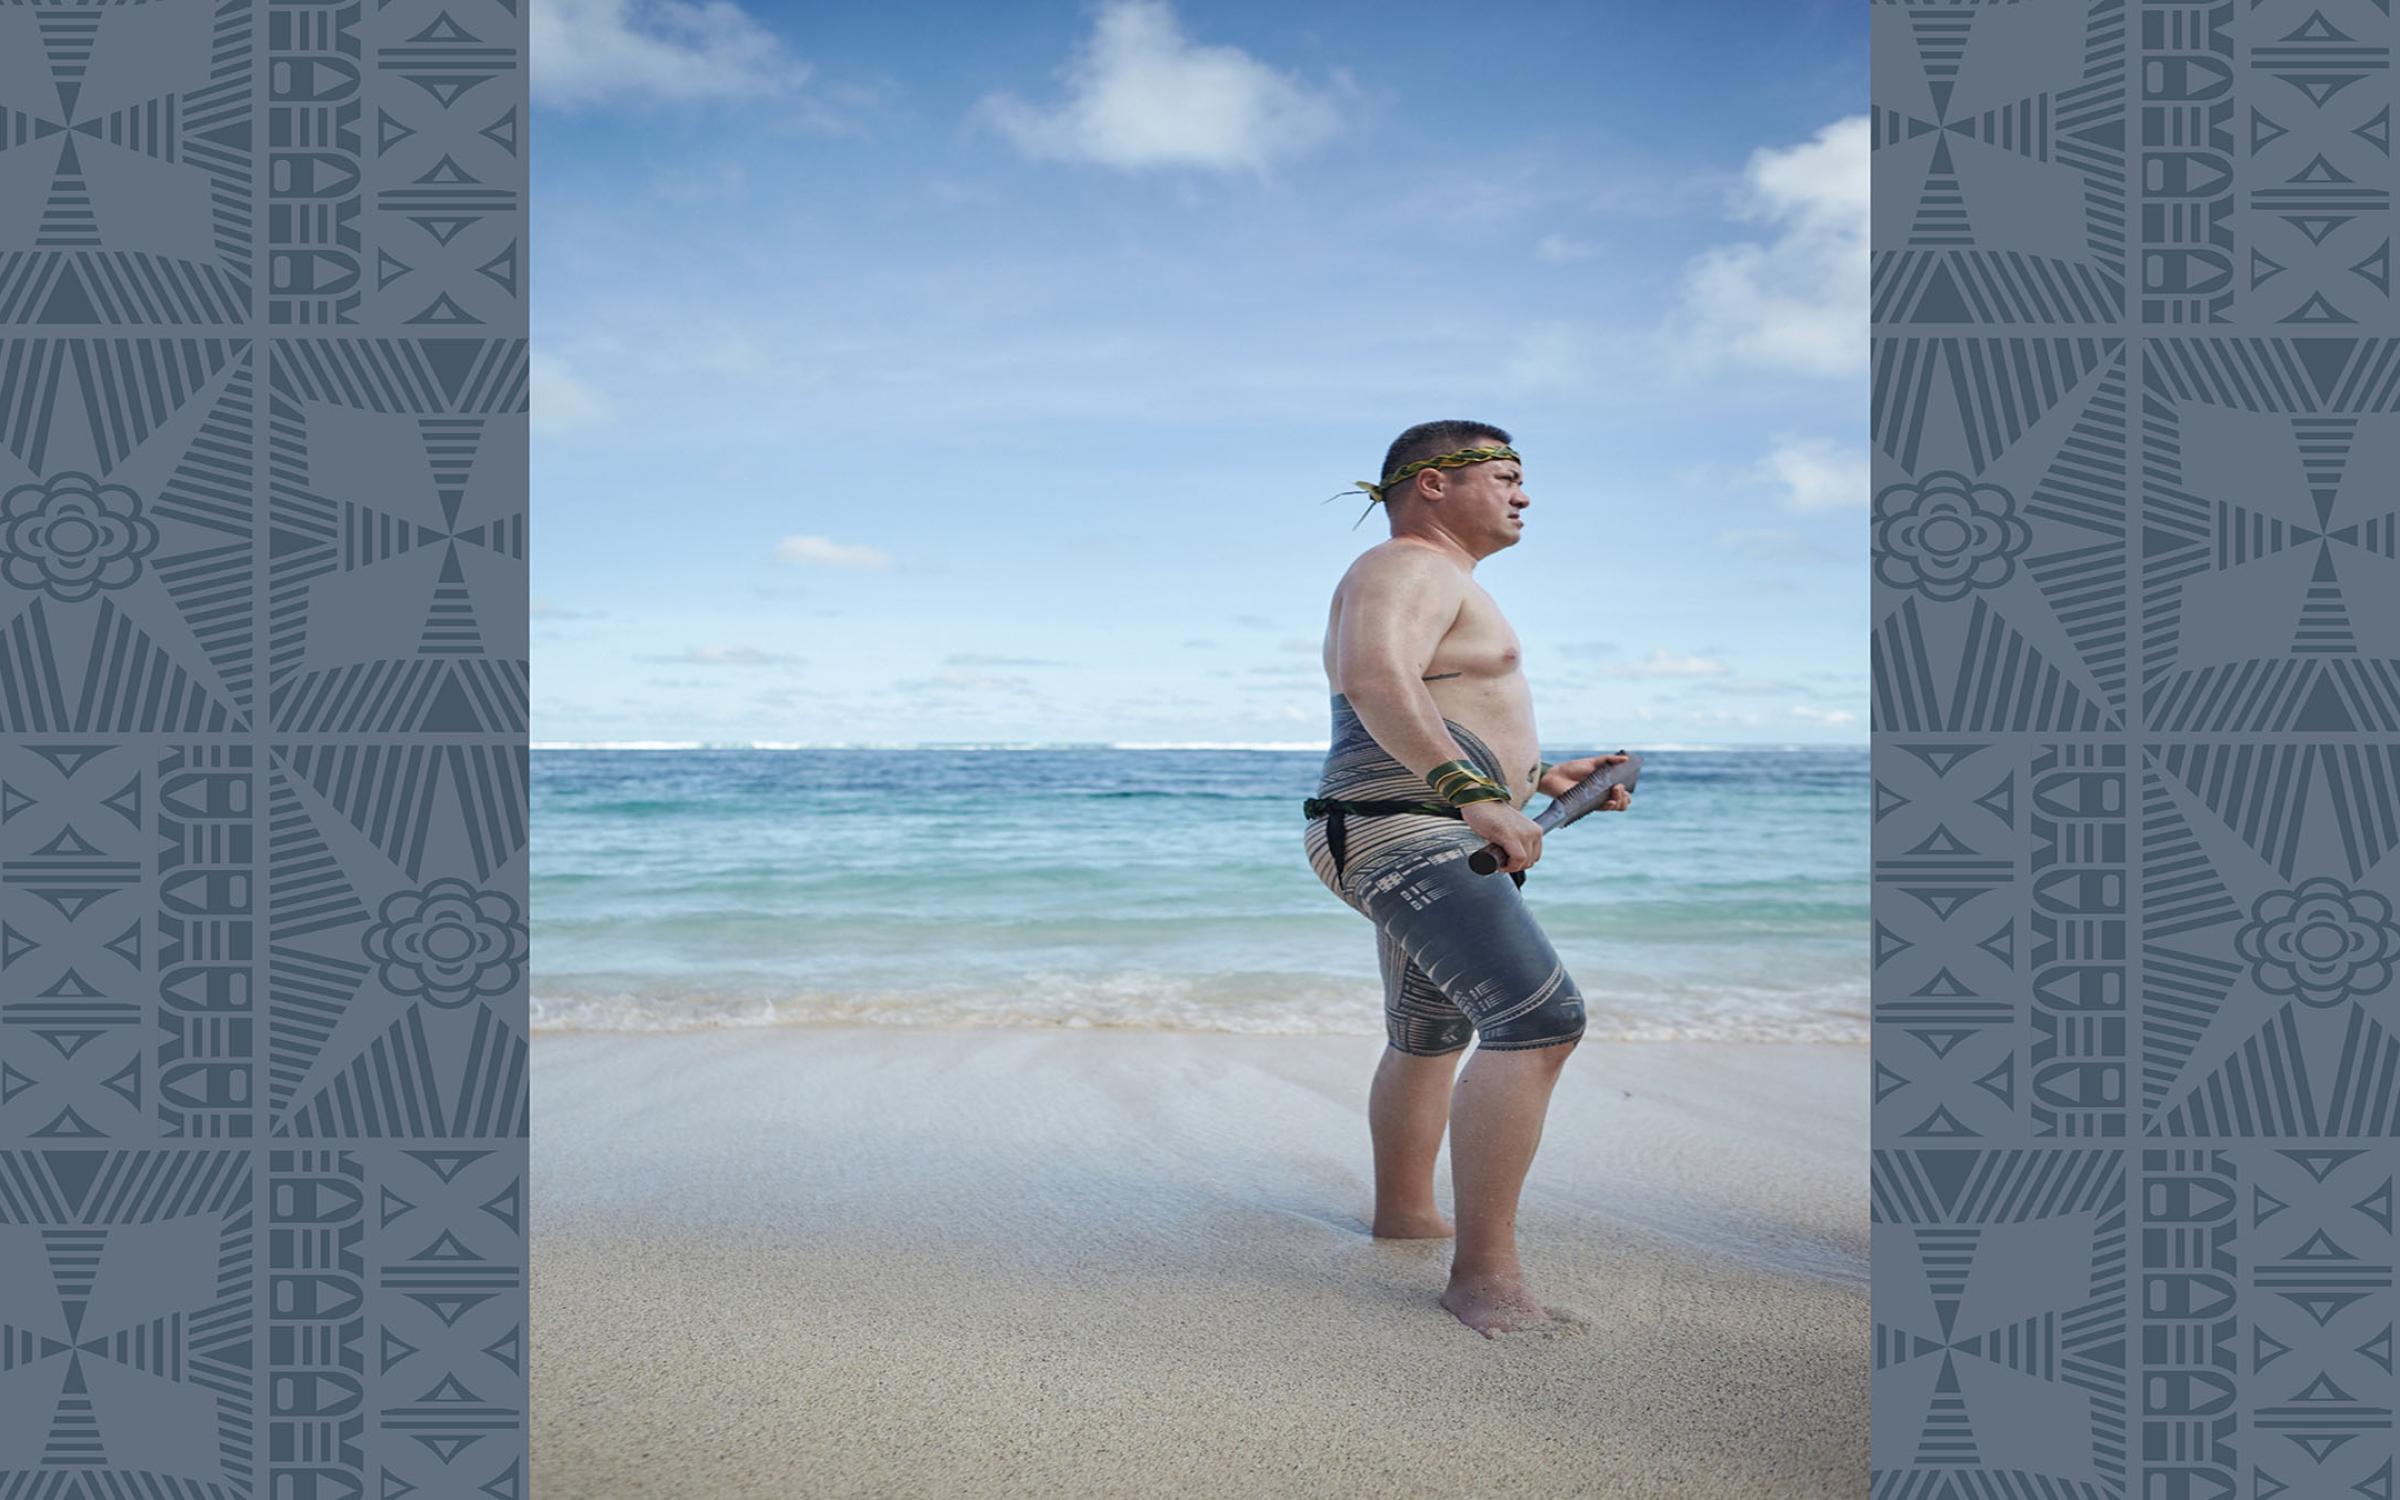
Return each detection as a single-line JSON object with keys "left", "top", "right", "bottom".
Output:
{"left": 1338, "top": 665, "right": 1424, "bottom": 703}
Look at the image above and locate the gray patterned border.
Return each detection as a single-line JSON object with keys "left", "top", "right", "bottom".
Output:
{"left": 1875, "top": 1, "right": 2400, "bottom": 1493}
{"left": 0, "top": 0, "right": 528, "bottom": 1494}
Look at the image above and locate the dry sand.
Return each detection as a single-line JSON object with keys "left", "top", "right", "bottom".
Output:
{"left": 533, "top": 1025, "right": 1866, "bottom": 1498}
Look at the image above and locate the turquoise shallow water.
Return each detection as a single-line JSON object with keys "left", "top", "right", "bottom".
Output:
{"left": 531, "top": 746, "right": 1868, "bottom": 1042}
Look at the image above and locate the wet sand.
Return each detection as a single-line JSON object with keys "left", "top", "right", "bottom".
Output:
{"left": 533, "top": 1025, "right": 1867, "bottom": 1498}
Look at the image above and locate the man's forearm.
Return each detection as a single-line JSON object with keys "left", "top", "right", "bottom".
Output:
{"left": 1342, "top": 673, "right": 1482, "bottom": 784}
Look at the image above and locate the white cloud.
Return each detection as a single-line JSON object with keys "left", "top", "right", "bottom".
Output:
{"left": 530, "top": 351, "right": 615, "bottom": 433}
{"left": 947, "top": 653, "right": 1060, "bottom": 668}
{"left": 1790, "top": 705, "right": 1857, "bottom": 726}
{"left": 1615, "top": 649, "right": 1731, "bottom": 680}
{"left": 1717, "top": 527, "right": 1804, "bottom": 559}
{"left": 531, "top": 598, "right": 606, "bottom": 620}
{"left": 977, "top": 0, "right": 1344, "bottom": 172}
{"left": 898, "top": 668, "right": 1038, "bottom": 695}
{"left": 1754, "top": 434, "right": 1867, "bottom": 512}
{"left": 1702, "top": 676, "right": 1806, "bottom": 698}
{"left": 648, "top": 162, "right": 750, "bottom": 205}
{"left": 1665, "top": 115, "right": 1866, "bottom": 378}
{"left": 1499, "top": 322, "right": 1588, "bottom": 393}
{"left": 776, "top": 535, "right": 893, "bottom": 570}
{"left": 530, "top": 0, "right": 801, "bottom": 109}
{"left": 644, "top": 645, "right": 803, "bottom": 667}
{"left": 1535, "top": 234, "right": 1599, "bottom": 264}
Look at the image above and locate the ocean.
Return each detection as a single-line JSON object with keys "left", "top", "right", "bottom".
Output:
{"left": 531, "top": 744, "right": 1868, "bottom": 1043}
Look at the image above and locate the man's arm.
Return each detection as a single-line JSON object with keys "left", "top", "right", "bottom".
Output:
{"left": 1332, "top": 547, "right": 1545, "bottom": 870}
{"left": 1331, "top": 547, "right": 1483, "bottom": 780}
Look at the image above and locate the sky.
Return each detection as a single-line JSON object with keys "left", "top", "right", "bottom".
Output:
{"left": 530, "top": 0, "right": 1868, "bottom": 747}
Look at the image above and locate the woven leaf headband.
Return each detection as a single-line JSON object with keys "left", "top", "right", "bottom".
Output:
{"left": 1324, "top": 445, "right": 1521, "bottom": 528}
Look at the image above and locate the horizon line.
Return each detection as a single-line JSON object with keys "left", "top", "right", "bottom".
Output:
{"left": 529, "top": 740, "right": 1870, "bottom": 752}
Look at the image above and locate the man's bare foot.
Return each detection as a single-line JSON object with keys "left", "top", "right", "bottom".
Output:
{"left": 1440, "top": 1271, "right": 1557, "bottom": 1336}
{"left": 1371, "top": 1208, "right": 1455, "bottom": 1239}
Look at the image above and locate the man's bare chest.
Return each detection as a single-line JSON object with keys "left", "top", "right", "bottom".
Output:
{"left": 1425, "top": 594, "right": 1522, "bottom": 682}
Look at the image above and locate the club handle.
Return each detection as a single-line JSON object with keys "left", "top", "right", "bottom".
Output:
{"left": 1467, "top": 753, "right": 1642, "bottom": 876}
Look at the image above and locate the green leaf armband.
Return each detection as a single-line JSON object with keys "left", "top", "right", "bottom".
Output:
{"left": 1427, "top": 758, "right": 1510, "bottom": 807}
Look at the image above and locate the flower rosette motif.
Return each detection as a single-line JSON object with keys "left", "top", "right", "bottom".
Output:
{"left": 363, "top": 877, "right": 529, "bottom": 1008}
{"left": 1874, "top": 470, "right": 2031, "bottom": 602}
{"left": 1, "top": 471, "right": 160, "bottom": 603}
{"left": 2235, "top": 876, "right": 2400, "bottom": 1008}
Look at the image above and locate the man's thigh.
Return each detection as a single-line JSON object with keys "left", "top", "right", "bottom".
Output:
{"left": 1360, "top": 842, "right": 1586, "bottom": 1052}
{"left": 1377, "top": 925, "right": 1473, "bottom": 1056}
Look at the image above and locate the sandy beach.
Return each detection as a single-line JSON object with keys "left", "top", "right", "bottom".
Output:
{"left": 532, "top": 1025, "right": 1867, "bottom": 1498}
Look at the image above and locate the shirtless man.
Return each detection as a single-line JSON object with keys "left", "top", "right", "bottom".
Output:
{"left": 1303, "top": 420, "right": 1633, "bottom": 1337}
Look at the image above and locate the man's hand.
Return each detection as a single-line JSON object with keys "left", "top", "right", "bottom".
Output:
{"left": 1538, "top": 754, "right": 1636, "bottom": 811}
{"left": 1460, "top": 799, "right": 1543, "bottom": 872}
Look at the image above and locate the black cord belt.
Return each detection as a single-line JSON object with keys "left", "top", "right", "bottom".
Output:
{"left": 1304, "top": 797, "right": 1523, "bottom": 887}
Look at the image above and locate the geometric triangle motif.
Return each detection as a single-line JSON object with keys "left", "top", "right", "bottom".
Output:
{"left": 2356, "top": 1178, "right": 2394, "bottom": 1232}
{"left": 277, "top": 997, "right": 526, "bottom": 1141}
{"left": 1905, "top": 1102, "right": 1980, "bottom": 1137}
{"left": 1900, "top": 743, "right": 1990, "bottom": 778}
{"left": 2293, "top": 414, "right": 2356, "bottom": 524}
{"left": 1972, "top": 773, "right": 2014, "bottom": 825}
{"left": 277, "top": 739, "right": 531, "bottom": 883}
{"left": 404, "top": 1149, "right": 493, "bottom": 1185}
{"left": 0, "top": 597, "right": 247, "bottom": 736}
{"left": 1971, "top": 1053, "right": 2015, "bottom": 1109}
{"left": 2357, "top": 103, "right": 2392, "bottom": 156}
{"left": 2265, "top": 11, "right": 2374, "bottom": 110}
{"left": 2358, "top": 1325, "right": 2394, "bottom": 1374}
{"left": 406, "top": 290, "right": 481, "bottom": 324}
{"left": 2154, "top": 743, "right": 2315, "bottom": 879}
{"left": 2259, "top": 1324, "right": 2296, "bottom": 1370}
{"left": 2284, "top": 291, "right": 2356, "bottom": 325}
{"left": 1950, "top": 597, "right": 2118, "bottom": 732}
{"left": 2285, "top": 1148, "right": 2366, "bottom": 1184}
{"left": 1884, "top": 825, "right": 2008, "bottom": 921}
{"left": 403, "top": 1290, "right": 497, "bottom": 1328}
{"left": 1876, "top": 921, "right": 1917, "bottom": 968}
{"left": 419, "top": 544, "right": 485, "bottom": 654}
{"left": 1911, "top": 1028, "right": 1978, "bottom": 1060}
{"left": 478, "top": 107, "right": 519, "bottom": 156}
{"left": 1976, "top": 919, "right": 2014, "bottom": 967}
{"left": 2352, "top": 238, "right": 2391, "bottom": 296}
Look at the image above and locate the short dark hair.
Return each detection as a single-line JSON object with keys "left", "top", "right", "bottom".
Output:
{"left": 1378, "top": 420, "right": 1513, "bottom": 499}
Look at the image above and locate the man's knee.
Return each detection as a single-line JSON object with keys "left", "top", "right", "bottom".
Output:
{"left": 1388, "top": 1015, "right": 1474, "bottom": 1056}
{"left": 1482, "top": 1019, "right": 1584, "bottom": 1056}
{"left": 1474, "top": 977, "right": 1585, "bottom": 1053}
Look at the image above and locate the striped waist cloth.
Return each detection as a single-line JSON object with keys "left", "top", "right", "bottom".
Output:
{"left": 1304, "top": 797, "right": 1465, "bottom": 882}
{"left": 1301, "top": 797, "right": 1461, "bottom": 820}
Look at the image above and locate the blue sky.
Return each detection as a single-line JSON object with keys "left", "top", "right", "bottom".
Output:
{"left": 530, "top": 0, "right": 1867, "bottom": 747}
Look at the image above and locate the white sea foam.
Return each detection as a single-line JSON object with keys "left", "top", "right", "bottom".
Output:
{"left": 529, "top": 975, "right": 1867, "bottom": 1044}
{"left": 532, "top": 740, "right": 1861, "bottom": 752}
{"left": 1107, "top": 741, "right": 1330, "bottom": 752}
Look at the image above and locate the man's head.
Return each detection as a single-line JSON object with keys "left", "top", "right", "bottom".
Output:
{"left": 1374, "top": 419, "right": 1526, "bottom": 554}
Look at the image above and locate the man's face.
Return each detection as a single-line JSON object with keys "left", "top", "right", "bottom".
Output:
{"left": 1427, "top": 447, "right": 1528, "bottom": 549}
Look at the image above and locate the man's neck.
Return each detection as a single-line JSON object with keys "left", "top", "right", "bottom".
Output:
{"left": 1388, "top": 525, "right": 1485, "bottom": 571}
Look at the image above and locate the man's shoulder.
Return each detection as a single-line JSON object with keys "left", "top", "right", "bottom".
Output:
{"left": 1343, "top": 538, "right": 1466, "bottom": 591}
